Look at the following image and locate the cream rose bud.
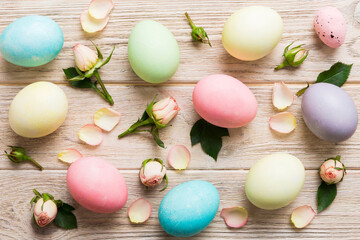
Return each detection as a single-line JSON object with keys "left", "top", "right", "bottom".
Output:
{"left": 33, "top": 198, "right": 58, "bottom": 227}
{"left": 140, "top": 160, "right": 167, "bottom": 187}
{"left": 73, "top": 44, "right": 98, "bottom": 71}
{"left": 152, "top": 97, "right": 180, "bottom": 125}
{"left": 319, "top": 158, "right": 346, "bottom": 185}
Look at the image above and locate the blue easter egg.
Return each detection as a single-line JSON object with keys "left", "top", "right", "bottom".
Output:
{"left": 0, "top": 15, "right": 63, "bottom": 67}
{"left": 158, "top": 180, "right": 220, "bottom": 237}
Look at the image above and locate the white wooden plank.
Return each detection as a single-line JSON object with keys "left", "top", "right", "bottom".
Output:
{"left": 0, "top": 170, "right": 359, "bottom": 240}
{"left": 0, "top": 0, "right": 359, "bottom": 84}
{"left": 1, "top": 84, "right": 359, "bottom": 170}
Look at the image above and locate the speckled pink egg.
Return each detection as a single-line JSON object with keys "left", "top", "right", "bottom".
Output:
{"left": 314, "top": 6, "right": 346, "bottom": 48}
{"left": 193, "top": 74, "right": 257, "bottom": 128}
{"left": 67, "top": 157, "right": 128, "bottom": 213}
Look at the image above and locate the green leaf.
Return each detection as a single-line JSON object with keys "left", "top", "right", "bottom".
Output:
{"left": 54, "top": 204, "right": 77, "bottom": 229}
{"left": 190, "top": 119, "right": 205, "bottom": 146}
{"left": 69, "top": 78, "right": 95, "bottom": 89}
{"left": 61, "top": 203, "right": 75, "bottom": 212}
{"left": 316, "top": 62, "right": 352, "bottom": 87}
{"left": 200, "top": 127, "right": 223, "bottom": 161}
{"left": 317, "top": 181, "right": 337, "bottom": 213}
{"left": 190, "top": 119, "right": 229, "bottom": 161}
{"left": 63, "top": 67, "right": 79, "bottom": 79}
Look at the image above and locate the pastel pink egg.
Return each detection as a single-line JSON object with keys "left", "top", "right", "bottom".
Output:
{"left": 193, "top": 74, "right": 257, "bottom": 128}
{"left": 314, "top": 6, "right": 346, "bottom": 48}
{"left": 67, "top": 157, "right": 128, "bottom": 213}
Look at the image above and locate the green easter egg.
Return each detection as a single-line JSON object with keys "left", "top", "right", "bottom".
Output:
{"left": 128, "top": 20, "right": 180, "bottom": 84}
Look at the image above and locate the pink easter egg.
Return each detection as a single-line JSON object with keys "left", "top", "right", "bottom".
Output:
{"left": 314, "top": 6, "right": 346, "bottom": 48}
{"left": 67, "top": 157, "right": 128, "bottom": 213}
{"left": 193, "top": 74, "right": 257, "bottom": 128}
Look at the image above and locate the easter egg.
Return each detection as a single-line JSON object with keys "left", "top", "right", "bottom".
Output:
{"left": 302, "top": 83, "right": 358, "bottom": 143}
{"left": 245, "top": 153, "right": 305, "bottom": 210}
{"left": 128, "top": 20, "right": 180, "bottom": 83}
{"left": 159, "top": 180, "right": 219, "bottom": 237}
{"left": 0, "top": 15, "right": 64, "bottom": 67}
{"left": 314, "top": 7, "right": 346, "bottom": 48}
{"left": 9, "top": 82, "right": 68, "bottom": 138}
{"left": 193, "top": 74, "right": 257, "bottom": 128}
{"left": 67, "top": 157, "right": 128, "bottom": 213}
{"left": 222, "top": 6, "right": 283, "bottom": 61}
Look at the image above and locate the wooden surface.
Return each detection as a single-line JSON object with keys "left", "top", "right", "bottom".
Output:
{"left": 0, "top": 0, "right": 360, "bottom": 239}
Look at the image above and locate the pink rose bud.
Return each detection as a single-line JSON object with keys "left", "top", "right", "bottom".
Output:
{"left": 140, "top": 159, "right": 167, "bottom": 188}
{"left": 152, "top": 97, "right": 180, "bottom": 125}
{"left": 319, "top": 156, "right": 346, "bottom": 185}
{"left": 33, "top": 198, "right": 58, "bottom": 227}
{"left": 73, "top": 44, "right": 98, "bottom": 71}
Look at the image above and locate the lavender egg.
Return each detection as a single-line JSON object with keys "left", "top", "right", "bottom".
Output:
{"left": 301, "top": 83, "right": 358, "bottom": 143}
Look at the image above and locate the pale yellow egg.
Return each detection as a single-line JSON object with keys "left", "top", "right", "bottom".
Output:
{"left": 9, "top": 81, "right": 68, "bottom": 138}
{"left": 222, "top": 6, "right": 283, "bottom": 61}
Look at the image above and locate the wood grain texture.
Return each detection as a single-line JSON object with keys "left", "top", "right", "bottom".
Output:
{"left": 0, "top": 0, "right": 360, "bottom": 239}
{"left": 0, "top": 0, "right": 360, "bottom": 84}
{"left": 1, "top": 84, "right": 360, "bottom": 171}
{"left": 1, "top": 170, "right": 359, "bottom": 240}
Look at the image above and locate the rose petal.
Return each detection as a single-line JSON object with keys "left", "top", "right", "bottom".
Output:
{"left": 78, "top": 124, "right": 104, "bottom": 146}
{"left": 58, "top": 148, "right": 83, "bottom": 164}
{"left": 94, "top": 108, "right": 120, "bottom": 131}
{"left": 167, "top": 145, "right": 191, "bottom": 170}
{"left": 88, "top": 0, "right": 114, "bottom": 20}
{"left": 269, "top": 112, "right": 296, "bottom": 134}
{"left": 220, "top": 206, "right": 248, "bottom": 228}
{"left": 80, "top": 10, "right": 109, "bottom": 33}
{"left": 355, "top": 2, "right": 360, "bottom": 24}
{"left": 128, "top": 198, "right": 152, "bottom": 224}
{"left": 291, "top": 205, "right": 316, "bottom": 228}
{"left": 272, "top": 82, "right": 294, "bottom": 111}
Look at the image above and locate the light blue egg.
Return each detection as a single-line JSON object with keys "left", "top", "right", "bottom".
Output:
{"left": 0, "top": 15, "right": 63, "bottom": 67}
{"left": 158, "top": 180, "right": 220, "bottom": 237}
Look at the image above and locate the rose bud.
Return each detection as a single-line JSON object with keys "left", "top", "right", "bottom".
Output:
{"left": 152, "top": 97, "right": 180, "bottom": 125}
{"left": 139, "top": 158, "right": 168, "bottom": 191}
{"left": 319, "top": 155, "right": 346, "bottom": 185}
{"left": 275, "top": 41, "right": 309, "bottom": 70}
{"left": 73, "top": 44, "right": 98, "bottom": 71}
{"left": 33, "top": 198, "right": 58, "bottom": 227}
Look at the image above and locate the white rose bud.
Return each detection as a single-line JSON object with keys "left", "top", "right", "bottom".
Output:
{"left": 73, "top": 44, "right": 98, "bottom": 71}
{"left": 152, "top": 97, "right": 180, "bottom": 125}
{"left": 33, "top": 198, "right": 58, "bottom": 227}
{"left": 139, "top": 159, "right": 168, "bottom": 191}
{"left": 319, "top": 157, "right": 346, "bottom": 185}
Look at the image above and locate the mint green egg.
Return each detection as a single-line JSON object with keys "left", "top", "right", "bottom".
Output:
{"left": 128, "top": 20, "right": 180, "bottom": 83}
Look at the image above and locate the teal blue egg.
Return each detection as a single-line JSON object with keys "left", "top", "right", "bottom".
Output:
{"left": 158, "top": 180, "right": 219, "bottom": 237}
{"left": 0, "top": 15, "right": 63, "bottom": 67}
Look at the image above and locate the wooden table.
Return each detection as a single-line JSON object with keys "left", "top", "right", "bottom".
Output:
{"left": 1, "top": 0, "right": 360, "bottom": 239}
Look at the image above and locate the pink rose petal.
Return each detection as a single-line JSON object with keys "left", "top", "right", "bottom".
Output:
{"left": 94, "top": 108, "right": 120, "bottom": 131}
{"left": 220, "top": 206, "right": 248, "bottom": 228}
{"left": 167, "top": 145, "right": 191, "bottom": 170}
{"left": 128, "top": 198, "right": 152, "bottom": 224}
{"left": 272, "top": 82, "right": 294, "bottom": 111}
{"left": 58, "top": 148, "right": 83, "bottom": 164}
{"left": 78, "top": 124, "right": 104, "bottom": 146}
{"left": 80, "top": 10, "right": 109, "bottom": 33}
{"left": 291, "top": 205, "right": 316, "bottom": 228}
{"left": 269, "top": 112, "right": 296, "bottom": 134}
{"left": 88, "top": 0, "right": 114, "bottom": 20}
